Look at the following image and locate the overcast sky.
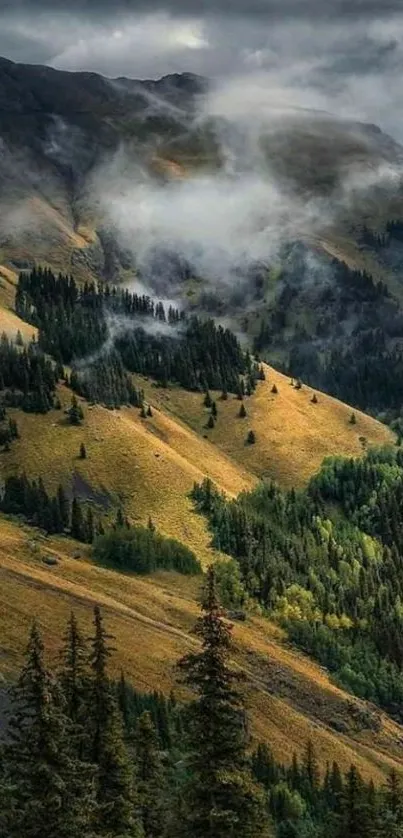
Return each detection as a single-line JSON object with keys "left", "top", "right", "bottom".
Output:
{"left": 2, "top": 0, "right": 403, "bottom": 139}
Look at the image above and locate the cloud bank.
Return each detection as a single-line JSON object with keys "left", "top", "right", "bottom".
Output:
{"left": 2, "top": 1, "right": 403, "bottom": 144}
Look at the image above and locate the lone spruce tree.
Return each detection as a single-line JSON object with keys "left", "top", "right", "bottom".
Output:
{"left": 178, "top": 566, "right": 272, "bottom": 838}
{"left": 67, "top": 395, "right": 84, "bottom": 426}
{"left": 3, "top": 621, "right": 95, "bottom": 838}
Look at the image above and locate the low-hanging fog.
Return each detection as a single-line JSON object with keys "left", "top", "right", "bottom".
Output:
{"left": 4, "top": 0, "right": 403, "bottom": 310}
{"left": 92, "top": 84, "right": 403, "bottom": 304}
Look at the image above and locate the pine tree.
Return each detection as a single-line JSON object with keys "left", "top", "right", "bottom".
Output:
{"left": 204, "top": 391, "right": 212, "bottom": 408}
{"left": 385, "top": 769, "right": 402, "bottom": 819}
{"left": 207, "top": 415, "right": 215, "bottom": 429}
{"left": 135, "top": 711, "right": 166, "bottom": 838}
{"left": 350, "top": 412, "right": 357, "bottom": 425}
{"left": 117, "top": 670, "right": 133, "bottom": 735}
{"left": 71, "top": 497, "right": 85, "bottom": 541}
{"left": 342, "top": 765, "right": 370, "bottom": 838}
{"left": 311, "top": 393, "right": 318, "bottom": 404}
{"left": 3, "top": 621, "right": 95, "bottom": 838}
{"left": 85, "top": 506, "right": 94, "bottom": 543}
{"left": 79, "top": 442, "right": 87, "bottom": 459}
{"left": 178, "top": 566, "right": 272, "bottom": 838}
{"left": 59, "top": 612, "right": 90, "bottom": 760}
{"left": 303, "top": 739, "right": 320, "bottom": 791}
{"left": 67, "top": 395, "right": 84, "bottom": 425}
{"left": 247, "top": 429, "right": 256, "bottom": 444}
{"left": 147, "top": 405, "right": 153, "bottom": 417}
{"left": 239, "top": 403, "right": 247, "bottom": 418}
{"left": 252, "top": 743, "right": 279, "bottom": 788}
{"left": 88, "top": 606, "right": 142, "bottom": 837}
{"left": 271, "top": 384, "right": 278, "bottom": 394}
{"left": 211, "top": 401, "right": 217, "bottom": 419}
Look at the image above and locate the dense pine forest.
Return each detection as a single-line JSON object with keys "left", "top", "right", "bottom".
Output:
{"left": 1, "top": 568, "right": 401, "bottom": 838}
{"left": 192, "top": 446, "right": 403, "bottom": 717}
{"left": 3, "top": 261, "right": 403, "bottom": 834}
{"left": 254, "top": 244, "right": 403, "bottom": 419}
{"left": 15, "top": 267, "right": 262, "bottom": 404}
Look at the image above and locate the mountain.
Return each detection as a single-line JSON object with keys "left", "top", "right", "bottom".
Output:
{"left": 0, "top": 56, "right": 204, "bottom": 281}
{"left": 3, "top": 57, "right": 403, "bottom": 422}
{"left": 2, "top": 57, "right": 403, "bottom": 792}
{"left": 1, "top": 55, "right": 403, "bottom": 283}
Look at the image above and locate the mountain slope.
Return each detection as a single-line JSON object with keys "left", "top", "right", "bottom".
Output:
{"left": 0, "top": 56, "right": 203, "bottom": 281}
{"left": 1, "top": 515, "right": 403, "bottom": 783}
{"left": 136, "top": 363, "right": 393, "bottom": 487}
{"left": 1, "top": 384, "right": 256, "bottom": 565}
{"left": 1, "top": 55, "right": 403, "bottom": 286}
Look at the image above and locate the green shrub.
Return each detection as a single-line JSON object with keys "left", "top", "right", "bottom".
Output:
{"left": 93, "top": 525, "right": 201, "bottom": 576}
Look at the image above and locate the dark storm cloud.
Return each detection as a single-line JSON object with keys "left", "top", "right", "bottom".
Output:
{"left": 2, "top": 0, "right": 403, "bottom": 140}
{"left": 5, "top": 0, "right": 403, "bottom": 17}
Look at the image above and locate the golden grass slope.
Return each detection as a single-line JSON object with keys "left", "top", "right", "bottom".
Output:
{"left": 136, "top": 363, "right": 394, "bottom": 488}
{"left": 1, "top": 515, "right": 403, "bottom": 782}
{"left": 1, "top": 385, "right": 256, "bottom": 565}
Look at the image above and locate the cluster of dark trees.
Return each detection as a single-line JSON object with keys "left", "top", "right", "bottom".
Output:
{"left": 0, "top": 472, "right": 201, "bottom": 576}
{"left": 0, "top": 571, "right": 400, "bottom": 838}
{"left": 0, "top": 331, "right": 60, "bottom": 413}
{"left": 253, "top": 740, "right": 403, "bottom": 838}
{"left": 70, "top": 350, "right": 145, "bottom": 409}
{"left": 93, "top": 524, "right": 201, "bottom": 576}
{"left": 254, "top": 250, "right": 403, "bottom": 418}
{"left": 0, "top": 473, "right": 94, "bottom": 541}
{"left": 15, "top": 268, "right": 258, "bottom": 405}
{"left": 191, "top": 446, "right": 403, "bottom": 717}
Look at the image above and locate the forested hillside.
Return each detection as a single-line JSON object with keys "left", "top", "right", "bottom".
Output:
{"left": 2, "top": 571, "right": 403, "bottom": 838}
{"left": 3, "top": 30, "right": 403, "bottom": 838}
{"left": 192, "top": 445, "right": 403, "bottom": 718}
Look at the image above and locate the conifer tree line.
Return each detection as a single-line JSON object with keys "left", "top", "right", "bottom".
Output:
{"left": 192, "top": 445, "right": 403, "bottom": 717}
{"left": 0, "top": 571, "right": 401, "bottom": 838}
{"left": 254, "top": 247, "right": 403, "bottom": 419}
{"left": 0, "top": 473, "right": 94, "bottom": 541}
{"left": 0, "top": 331, "right": 60, "bottom": 413}
{"left": 0, "top": 472, "right": 201, "bottom": 574}
{"left": 15, "top": 267, "right": 261, "bottom": 403}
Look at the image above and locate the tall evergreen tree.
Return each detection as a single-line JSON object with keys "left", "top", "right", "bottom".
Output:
{"left": 178, "top": 566, "right": 272, "bottom": 838}
{"left": 2, "top": 621, "right": 95, "bottom": 838}
{"left": 342, "top": 765, "right": 370, "bottom": 838}
{"left": 68, "top": 395, "right": 84, "bottom": 426}
{"left": 88, "top": 606, "right": 142, "bottom": 837}
{"left": 135, "top": 711, "right": 166, "bottom": 838}
{"left": 59, "top": 612, "right": 90, "bottom": 759}
{"left": 71, "top": 496, "right": 85, "bottom": 541}
{"left": 302, "top": 738, "right": 320, "bottom": 803}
